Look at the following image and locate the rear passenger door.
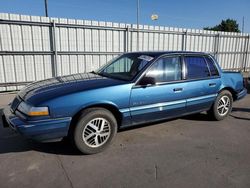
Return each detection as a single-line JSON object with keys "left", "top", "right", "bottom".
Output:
{"left": 184, "top": 55, "right": 221, "bottom": 112}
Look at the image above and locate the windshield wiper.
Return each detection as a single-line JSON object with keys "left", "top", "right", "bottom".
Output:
{"left": 97, "top": 72, "right": 110, "bottom": 78}
{"left": 90, "top": 71, "right": 98, "bottom": 75}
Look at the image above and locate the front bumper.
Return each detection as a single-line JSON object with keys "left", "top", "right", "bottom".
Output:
{"left": 2, "top": 106, "right": 72, "bottom": 142}
{"left": 236, "top": 88, "right": 247, "bottom": 101}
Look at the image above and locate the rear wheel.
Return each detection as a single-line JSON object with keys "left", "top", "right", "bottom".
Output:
{"left": 208, "top": 90, "right": 233, "bottom": 121}
{"left": 72, "top": 108, "right": 117, "bottom": 154}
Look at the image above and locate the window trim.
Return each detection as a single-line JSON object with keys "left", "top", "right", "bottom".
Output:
{"left": 98, "top": 53, "right": 156, "bottom": 82}
{"left": 204, "top": 55, "right": 220, "bottom": 77}
{"left": 134, "top": 54, "right": 184, "bottom": 87}
{"left": 183, "top": 55, "right": 221, "bottom": 81}
{"left": 133, "top": 53, "right": 221, "bottom": 89}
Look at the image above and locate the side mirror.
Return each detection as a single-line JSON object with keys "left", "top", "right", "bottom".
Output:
{"left": 139, "top": 76, "right": 156, "bottom": 86}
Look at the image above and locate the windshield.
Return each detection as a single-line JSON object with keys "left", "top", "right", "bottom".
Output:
{"left": 98, "top": 53, "right": 155, "bottom": 81}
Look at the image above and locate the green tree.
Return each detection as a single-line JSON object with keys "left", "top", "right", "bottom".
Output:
{"left": 204, "top": 19, "right": 240, "bottom": 32}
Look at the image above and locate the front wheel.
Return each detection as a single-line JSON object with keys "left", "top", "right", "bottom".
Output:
{"left": 208, "top": 90, "right": 233, "bottom": 121}
{"left": 72, "top": 108, "right": 117, "bottom": 154}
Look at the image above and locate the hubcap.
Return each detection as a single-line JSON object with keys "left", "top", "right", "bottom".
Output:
{"left": 82, "top": 118, "right": 111, "bottom": 148}
{"left": 217, "top": 95, "right": 230, "bottom": 116}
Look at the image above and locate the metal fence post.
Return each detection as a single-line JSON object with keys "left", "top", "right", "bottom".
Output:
{"left": 243, "top": 35, "right": 250, "bottom": 72}
{"left": 130, "top": 24, "right": 133, "bottom": 52}
{"left": 214, "top": 33, "right": 220, "bottom": 60}
{"left": 50, "top": 20, "right": 58, "bottom": 77}
{"left": 181, "top": 30, "right": 187, "bottom": 51}
{"left": 124, "top": 26, "right": 130, "bottom": 52}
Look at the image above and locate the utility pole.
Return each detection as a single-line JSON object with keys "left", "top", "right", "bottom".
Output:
{"left": 242, "top": 16, "right": 245, "bottom": 33}
{"left": 137, "top": 0, "right": 140, "bottom": 51}
{"left": 44, "top": 0, "right": 48, "bottom": 17}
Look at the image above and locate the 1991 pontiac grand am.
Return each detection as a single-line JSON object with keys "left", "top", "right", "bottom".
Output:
{"left": 2, "top": 51, "right": 247, "bottom": 154}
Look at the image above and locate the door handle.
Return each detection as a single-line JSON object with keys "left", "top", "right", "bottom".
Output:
{"left": 173, "top": 88, "right": 183, "bottom": 92}
{"left": 209, "top": 83, "right": 216, "bottom": 87}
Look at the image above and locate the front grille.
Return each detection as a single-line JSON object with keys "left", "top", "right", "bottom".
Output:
{"left": 10, "top": 97, "right": 21, "bottom": 112}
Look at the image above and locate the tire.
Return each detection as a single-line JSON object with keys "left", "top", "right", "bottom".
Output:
{"left": 208, "top": 90, "right": 233, "bottom": 121}
{"left": 72, "top": 108, "right": 117, "bottom": 154}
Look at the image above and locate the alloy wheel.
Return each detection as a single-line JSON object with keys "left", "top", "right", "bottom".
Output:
{"left": 82, "top": 118, "right": 111, "bottom": 148}
{"left": 217, "top": 95, "right": 230, "bottom": 116}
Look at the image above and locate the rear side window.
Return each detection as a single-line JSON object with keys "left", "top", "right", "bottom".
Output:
{"left": 205, "top": 57, "right": 219, "bottom": 76}
{"left": 185, "top": 56, "right": 210, "bottom": 79}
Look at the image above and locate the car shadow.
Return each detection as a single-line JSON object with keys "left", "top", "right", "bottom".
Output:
{"left": 230, "top": 115, "right": 250, "bottom": 121}
{"left": 230, "top": 107, "right": 250, "bottom": 121}
{"left": 0, "top": 131, "right": 82, "bottom": 155}
{"left": 181, "top": 113, "right": 214, "bottom": 121}
{"left": 0, "top": 106, "right": 249, "bottom": 155}
{"left": 244, "top": 77, "right": 250, "bottom": 94}
{"left": 120, "top": 113, "right": 214, "bottom": 132}
{"left": 0, "top": 108, "right": 81, "bottom": 155}
{"left": 232, "top": 107, "right": 250, "bottom": 113}
{"left": 182, "top": 107, "right": 250, "bottom": 122}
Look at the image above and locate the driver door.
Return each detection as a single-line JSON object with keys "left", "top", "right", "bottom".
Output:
{"left": 130, "top": 55, "right": 187, "bottom": 124}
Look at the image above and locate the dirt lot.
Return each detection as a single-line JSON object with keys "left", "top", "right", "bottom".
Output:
{"left": 0, "top": 93, "right": 250, "bottom": 188}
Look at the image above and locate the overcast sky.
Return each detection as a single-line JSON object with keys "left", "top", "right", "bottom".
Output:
{"left": 0, "top": 0, "right": 249, "bottom": 32}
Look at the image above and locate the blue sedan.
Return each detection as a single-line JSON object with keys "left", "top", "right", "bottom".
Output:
{"left": 2, "top": 51, "right": 247, "bottom": 154}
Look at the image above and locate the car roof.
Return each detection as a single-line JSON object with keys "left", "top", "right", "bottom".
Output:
{"left": 127, "top": 51, "right": 209, "bottom": 57}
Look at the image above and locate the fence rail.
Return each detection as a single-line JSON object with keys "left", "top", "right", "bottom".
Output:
{"left": 0, "top": 13, "right": 250, "bottom": 91}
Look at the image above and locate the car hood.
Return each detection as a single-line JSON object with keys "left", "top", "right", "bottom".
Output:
{"left": 18, "top": 73, "right": 127, "bottom": 105}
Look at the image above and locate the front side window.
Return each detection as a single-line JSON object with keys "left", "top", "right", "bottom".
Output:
{"left": 145, "top": 56, "right": 182, "bottom": 83}
{"left": 185, "top": 56, "right": 210, "bottom": 79}
{"left": 98, "top": 53, "right": 155, "bottom": 81}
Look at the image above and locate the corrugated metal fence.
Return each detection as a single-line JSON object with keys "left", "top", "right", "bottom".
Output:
{"left": 0, "top": 13, "right": 250, "bottom": 91}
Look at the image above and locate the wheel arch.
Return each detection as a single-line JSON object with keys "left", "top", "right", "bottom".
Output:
{"left": 219, "top": 87, "right": 237, "bottom": 101}
{"left": 68, "top": 102, "right": 123, "bottom": 137}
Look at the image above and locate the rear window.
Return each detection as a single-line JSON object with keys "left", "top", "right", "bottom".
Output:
{"left": 205, "top": 57, "right": 219, "bottom": 76}
{"left": 185, "top": 56, "right": 210, "bottom": 79}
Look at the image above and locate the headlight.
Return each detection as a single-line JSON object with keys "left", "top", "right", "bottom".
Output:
{"left": 17, "top": 102, "right": 49, "bottom": 116}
